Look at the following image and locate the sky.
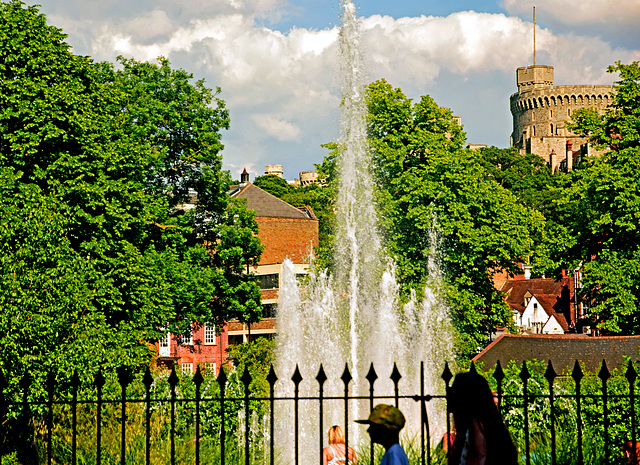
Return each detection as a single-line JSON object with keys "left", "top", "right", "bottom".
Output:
{"left": 30, "top": 0, "right": 640, "bottom": 181}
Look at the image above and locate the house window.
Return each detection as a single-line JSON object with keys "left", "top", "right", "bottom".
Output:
{"left": 159, "top": 332, "right": 170, "bottom": 357}
{"left": 182, "top": 362, "right": 193, "bottom": 374}
{"left": 182, "top": 327, "right": 193, "bottom": 345}
{"left": 204, "top": 323, "right": 216, "bottom": 345}
{"left": 262, "top": 303, "right": 277, "bottom": 318}
{"left": 258, "top": 274, "right": 279, "bottom": 289}
{"left": 204, "top": 362, "right": 217, "bottom": 374}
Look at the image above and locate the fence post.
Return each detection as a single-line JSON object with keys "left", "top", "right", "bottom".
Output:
{"left": 519, "top": 361, "right": 531, "bottom": 465}
{"left": 142, "top": 367, "right": 153, "bottom": 465}
{"left": 168, "top": 366, "right": 179, "bottom": 465}
{"left": 441, "top": 362, "right": 453, "bottom": 462}
{"left": 217, "top": 366, "right": 228, "bottom": 465}
{"left": 598, "top": 360, "right": 611, "bottom": 465}
{"left": 18, "top": 373, "right": 33, "bottom": 464}
{"left": 267, "top": 366, "right": 278, "bottom": 465}
{"left": 316, "top": 365, "right": 327, "bottom": 465}
{"left": 241, "top": 366, "right": 252, "bottom": 465}
{"left": 572, "top": 360, "right": 584, "bottom": 465}
{"left": 544, "top": 361, "right": 558, "bottom": 465}
{"left": 366, "top": 363, "right": 378, "bottom": 464}
{"left": 94, "top": 370, "right": 105, "bottom": 465}
{"left": 626, "top": 360, "right": 637, "bottom": 464}
{"left": 341, "top": 365, "right": 352, "bottom": 465}
{"left": 116, "top": 366, "right": 131, "bottom": 465}
{"left": 70, "top": 369, "right": 80, "bottom": 465}
{"left": 193, "top": 366, "right": 204, "bottom": 465}
{"left": 46, "top": 370, "right": 55, "bottom": 465}
{"left": 292, "top": 365, "right": 303, "bottom": 465}
{"left": 492, "top": 361, "right": 505, "bottom": 413}
{"left": 390, "top": 363, "right": 401, "bottom": 409}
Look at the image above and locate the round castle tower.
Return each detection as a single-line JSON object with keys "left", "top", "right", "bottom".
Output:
{"left": 510, "top": 65, "right": 611, "bottom": 172}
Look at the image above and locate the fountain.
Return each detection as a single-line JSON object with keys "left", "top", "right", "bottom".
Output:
{"left": 273, "top": 0, "right": 455, "bottom": 462}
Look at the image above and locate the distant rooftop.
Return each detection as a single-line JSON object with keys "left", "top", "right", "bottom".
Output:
{"left": 229, "top": 183, "right": 316, "bottom": 220}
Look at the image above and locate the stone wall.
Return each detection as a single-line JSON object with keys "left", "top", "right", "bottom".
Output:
{"left": 509, "top": 65, "right": 612, "bottom": 171}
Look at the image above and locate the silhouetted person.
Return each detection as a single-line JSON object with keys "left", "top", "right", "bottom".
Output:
{"left": 323, "top": 425, "right": 357, "bottom": 465}
{"left": 356, "top": 404, "right": 408, "bottom": 465}
{"left": 449, "top": 372, "right": 518, "bottom": 465}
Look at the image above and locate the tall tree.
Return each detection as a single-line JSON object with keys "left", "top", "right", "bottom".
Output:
{"left": 0, "top": 1, "right": 262, "bottom": 394}
{"left": 365, "top": 80, "right": 545, "bottom": 356}
{"left": 563, "top": 61, "right": 640, "bottom": 333}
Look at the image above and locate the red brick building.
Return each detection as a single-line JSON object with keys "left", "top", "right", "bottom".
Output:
{"left": 227, "top": 176, "right": 319, "bottom": 343}
{"left": 155, "top": 172, "right": 319, "bottom": 372}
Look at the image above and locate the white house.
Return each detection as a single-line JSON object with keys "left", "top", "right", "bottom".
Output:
{"left": 514, "top": 292, "right": 568, "bottom": 335}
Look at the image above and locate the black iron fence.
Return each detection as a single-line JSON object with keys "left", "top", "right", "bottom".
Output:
{"left": 1, "top": 359, "right": 639, "bottom": 465}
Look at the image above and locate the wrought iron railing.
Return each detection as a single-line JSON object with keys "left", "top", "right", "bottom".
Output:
{"left": 1, "top": 359, "right": 639, "bottom": 465}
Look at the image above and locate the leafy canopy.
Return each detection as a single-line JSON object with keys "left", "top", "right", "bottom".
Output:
{"left": 561, "top": 61, "right": 640, "bottom": 333}
{"left": 0, "top": 1, "right": 262, "bottom": 394}
{"left": 364, "top": 79, "right": 545, "bottom": 357}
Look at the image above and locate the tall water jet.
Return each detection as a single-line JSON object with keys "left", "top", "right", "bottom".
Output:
{"left": 274, "top": 0, "right": 455, "bottom": 462}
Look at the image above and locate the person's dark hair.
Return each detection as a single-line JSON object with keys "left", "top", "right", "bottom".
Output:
{"left": 450, "top": 371, "right": 518, "bottom": 464}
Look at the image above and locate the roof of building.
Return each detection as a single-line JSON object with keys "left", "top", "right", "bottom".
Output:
{"left": 501, "top": 277, "right": 571, "bottom": 314}
{"left": 552, "top": 313, "right": 569, "bottom": 332}
{"left": 472, "top": 334, "right": 640, "bottom": 373}
{"left": 229, "top": 183, "right": 317, "bottom": 220}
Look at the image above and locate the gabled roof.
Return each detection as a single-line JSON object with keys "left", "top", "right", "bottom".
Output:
{"left": 229, "top": 183, "right": 317, "bottom": 220}
{"left": 501, "top": 277, "right": 571, "bottom": 314}
{"left": 551, "top": 313, "right": 569, "bottom": 332}
{"left": 473, "top": 334, "right": 640, "bottom": 373}
{"left": 532, "top": 294, "right": 561, "bottom": 315}
{"left": 529, "top": 294, "right": 569, "bottom": 332}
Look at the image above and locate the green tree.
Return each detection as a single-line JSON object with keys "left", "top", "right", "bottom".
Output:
{"left": 472, "top": 146, "right": 555, "bottom": 212}
{"left": 365, "top": 80, "right": 545, "bottom": 357}
{"left": 0, "top": 0, "right": 262, "bottom": 397}
{"left": 253, "top": 174, "right": 293, "bottom": 198}
{"left": 562, "top": 61, "right": 640, "bottom": 333}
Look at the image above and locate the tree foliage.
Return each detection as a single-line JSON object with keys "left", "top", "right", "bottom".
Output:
{"left": 364, "top": 80, "right": 545, "bottom": 356}
{"left": 0, "top": 1, "right": 262, "bottom": 395}
{"left": 561, "top": 61, "right": 640, "bottom": 333}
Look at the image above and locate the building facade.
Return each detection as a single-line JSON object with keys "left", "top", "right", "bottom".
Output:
{"left": 510, "top": 64, "right": 612, "bottom": 172}
{"left": 155, "top": 170, "right": 319, "bottom": 371}
{"left": 227, "top": 175, "right": 319, "bottom": 343}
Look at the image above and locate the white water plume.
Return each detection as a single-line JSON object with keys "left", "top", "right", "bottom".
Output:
{"left": 273, "top": 1, "right": 455, "bottom": 462}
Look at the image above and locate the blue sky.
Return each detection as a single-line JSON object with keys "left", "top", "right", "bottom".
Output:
{"left": 33, "top": 0, "right": 640, "bottom": 180}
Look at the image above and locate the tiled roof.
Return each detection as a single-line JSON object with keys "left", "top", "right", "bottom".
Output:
{"left": 230, "top": 183, "right": 317, "bottom": 220}
{"left": 501, "top": 277, "right": 571, "bottom": 314}
{"left": 472, "top": 334, "right": 640, "bottom": 373}
{"left": 532, "top": 294, "right": 569, "bottom": 332}
{"left": 533, "top": 294, "right": 561, "bottom": 315}
{"left": 553, "top": 313, "right": 569, "bottom": 332}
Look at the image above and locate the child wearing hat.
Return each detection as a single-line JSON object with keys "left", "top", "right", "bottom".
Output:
{"left": 355, "top": 404, "right": 409, "bottom": 465}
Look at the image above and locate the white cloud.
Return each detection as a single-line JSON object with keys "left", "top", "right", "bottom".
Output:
{"left": 252, "top": 114, "right": 301, "bottom": 140}
{"left": 34, "top": 2, "right": 640, "bottom": 178}
{"left": 502, "top": 0, "right": 640, "bottom": 25}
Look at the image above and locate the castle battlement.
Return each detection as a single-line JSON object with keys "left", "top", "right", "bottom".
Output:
{"left": 509, "top": 64, "right": 613, "bottom": 172}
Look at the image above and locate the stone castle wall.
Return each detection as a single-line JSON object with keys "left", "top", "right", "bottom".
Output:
{"left": 509, "top": 65, "right": 612, "bottom": 171}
